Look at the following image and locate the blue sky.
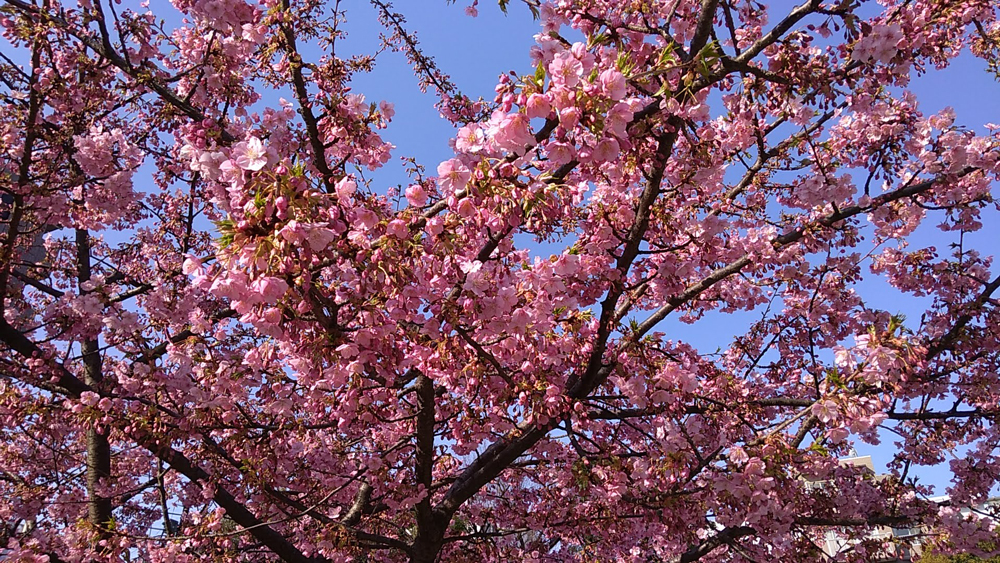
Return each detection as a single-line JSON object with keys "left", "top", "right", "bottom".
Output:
{"left": 335, "top": 2, "right": 539, "bottom": 187}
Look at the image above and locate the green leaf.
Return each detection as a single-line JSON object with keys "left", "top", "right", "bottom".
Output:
{"left": 616, "top": 52, "right": 635, "bottom": 75}
{"left": 534, "top": 60, "right": 546, "bottom": 89}
{"left": 588, "top": 31, "right": 610, "bottom": 48}
{"left": 214, "top": 218, "right": 236, "bottom": 248}
{"left": 654, "top": 81, "right": 672, "bottom": 98}
{"left": 657, "top": 44, "right": 677, "bottom": 67}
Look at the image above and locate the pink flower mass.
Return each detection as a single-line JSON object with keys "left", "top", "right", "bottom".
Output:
{"left": 1, "top": 1, "right": 1000, "bottom": 562}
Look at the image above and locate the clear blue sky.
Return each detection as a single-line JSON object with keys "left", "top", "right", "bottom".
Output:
{"left": 336, "top": 2, "right": 540, "bottom": 188}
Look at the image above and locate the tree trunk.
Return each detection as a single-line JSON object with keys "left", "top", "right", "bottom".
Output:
{"left": 77, "top": 229, "right": 113, "bottom": 531}
{"left": 410, "top": 517, "right": 446, "bottom": 563}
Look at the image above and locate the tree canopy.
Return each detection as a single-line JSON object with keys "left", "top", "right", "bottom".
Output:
{"left": 1, "top": 0, "right": 999, "bottom": 561}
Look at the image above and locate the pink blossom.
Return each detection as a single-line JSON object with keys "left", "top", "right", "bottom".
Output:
{"left": 387, "top": 219, "right": 409, "bottom": 239}
{"left": 233, "top": 137, "right": 269, "bottom": 171}
{"left": 553, "top": 254, "right": 580, "bottom": 276}
{"left": 405, "top": 184, "right": 428, "bottom": 207}
{"left": 255, "top": 277, "right": 288, "bottom": 304}
{"left": 525, "top": 94, "right": 552, "bottom": 119}
{"left": 456, "top": 197, "right": 476, "bottom": 218}
{"left": 455, "top": 123, "right": 486, "bottom": 153}
{"left": 280, "top": 220, "right": 307, "bottom": 245}
{"left": 811, "top": 400, "right": 839, "bottom": 424}
{"left": 182, "top": 255, "right": 203, "bottom": 276}
{"left": 833, "top": 346, "right": 855, "bottom": 369}
{"left": 550, "top": 51, "right": 583, "bottom": 88}
{"left": 425, "top": 217, "right": 445, "bottom": 236}
{"left": 342, "top": 93, "right": 367, "bottom": 118}
{"left": 547, "top": 141, "right": 575, "bottom": 165}
{"left": 599, "top": 68, "right": 628, "bottom": 100}
{"left": 437, "top": 158, "right": 472, "bottom": 194}
{"left": 80, "top": 391, "right": 100, "bottom": 407}
{"left": 355, "top": 208, "right": 379, "bottom": 230}
{"left": 729, "top": 446, "right": 749, "bottom": 465}
{"left": 379, "top": 100, "right": 396, "bottom": 120}
{"left": 242, "top": 23, "right": 265, "bottom": 43}
{"left": 929, "top": 107, "right": 956, "bottom": 129}
{"left": 336, "top": 177, "right": 358, "bottom": 199}
{"left": 591, "top": 138, "right": 620, "bottom": 163}
{"left": 606, "top": 102, "right": 634, "bottom": 138}
{"left": 851, "top": 23, "right": 904, "bottom": 64}
{"left": 745, "top": 458, "right": 766, "bottom": 476}
{"left": 494, "top": 113, "right": 535, "bottom": 154}
{"left": 558, "top": 106, "right": 580, "bottom": 128}
{"left": 827, "top": 427, "right": 850, "bottom": 443}
{"left": 262, "top": 307, "right": 282, "bottom": 324}
{"left": 305, "top": 226, "right": 337, "bottom": 251}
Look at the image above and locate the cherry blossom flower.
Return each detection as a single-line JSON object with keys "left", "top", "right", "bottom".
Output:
{"left": 233, "top": 136, "right": 269, "bottom": 171}
{"left": 455, "top": 123, "right": 486, "bottom": 152}
{"left": 405, "top": 184, "right": 428, "bottom": 207}
{"left": 549, "top": 51, "right": 584, "bottom": 88}
{"left": 437, "top": 158, "right": 472, "bottom": 193}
